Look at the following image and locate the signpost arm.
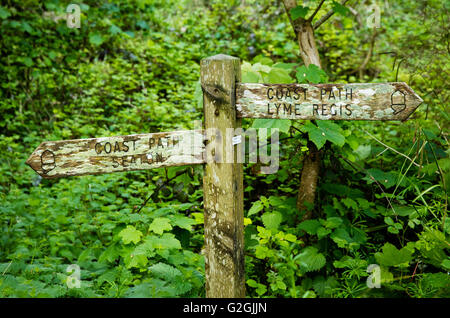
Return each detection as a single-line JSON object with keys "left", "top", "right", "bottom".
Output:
{"left": 201, "top": 54, "right": 245, "bottom": 298}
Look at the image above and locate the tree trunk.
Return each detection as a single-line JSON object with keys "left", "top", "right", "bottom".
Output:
{"left": 282, "top": 0, "right": 323, "bottom": 220}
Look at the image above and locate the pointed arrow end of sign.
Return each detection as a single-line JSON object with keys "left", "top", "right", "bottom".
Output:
{"left": 25, "top": 144, "right": 55, "bottom": 178}
{"left": 394, "top": 82, "right": 424, "bottom": 121}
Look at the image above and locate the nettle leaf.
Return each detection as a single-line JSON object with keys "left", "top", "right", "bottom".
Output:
{"left": 261, "top": 211, "right": 282, "bottom": 230}
{"left": 301, "top": 121, "right": 345, "bottom": 149}
{"left": 295, "top": 247, "right": 326, "bottom": 272}
{"left": 322, "top": 217, "right": 343, "bottom": 229}
{"left": 118, "top": 226, "right": 143, "bottom": 245}
{"left": 248, "top": 200, "right": 264, "bottom": 217}
{"left": 148, "top": 217, "right": 172, "bottom": 235}
{"left": 375, "top": 243, "right": 413, "bottom": 267}
{"left": 149, "top": 262, "right": 182, "bottom": 280}
{"left": 290, "top": 6, "right": 309, "bottom": 20}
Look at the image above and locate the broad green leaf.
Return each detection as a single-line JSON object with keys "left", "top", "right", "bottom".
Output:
{"left": 354, "top": 145, "right": 372, "bottom": 160}
{"left": 290, "top": 6, "right": 309, "bottom": 20}
{"left": 267, "top": 67, "right": 293, "bottom": 84}
{"left": 301, "top": 121, "right": 345, "bottom": 149}
{"left": 0, "top": 6, "right": 10, "bottom": 19}
{"left": 119, "top": 226, "right": 143, "bottom": 244}
{"left": 298, "top": 219, "right": 321, "bottom": 235}
{"left": 296, "top": 64, "right": 328, "bottom": 83}
{"left": 168, "top": 215, "right": 196, "bottom": 231}
{"left": 89, "top": 33, "right": 105, "bottom": 46}
{"left": 148, "top": 262, "right": 182, "bottom": 280}
{"left": 253, "top": 55, "right": 274, "bottom": 66}
{"left": 261, "top": 211, "right": 282, "bottom": 230}
{"left": 272, "top": 62, "right": 297, "bottom": 71}
{"left": 295, "top": 247, "right": 326, "bottom": 272}
{"left": 342, "top": 197, "right": 358, "bottom": 210}
{"left": 322, "top": 217, "right": 343, "bottom": 229}
{"left": 242, "top": 71, "right": 260, "bottom": 83}
{"left": 332, "top": 1, "right": 350, "bottom": 16}
{"left": 363, "top": 168, "right": 397, "bottom": 189}
{"left": 248, "top": 200, "right": 264, "bottom": 217}
{"left": 252, "top": 118, "right": 291, "bottom": 134}
{"left": 148, "top": 217, "right": 172, "bottom": 235}
{"left": 145, "top": 233, "right": 181, "bottom": 250}
{"left": 375, "top": 243, "right": 413, "bottom": 267}
{"left": 109, "top": 24, "right": 122, "bottom": 35}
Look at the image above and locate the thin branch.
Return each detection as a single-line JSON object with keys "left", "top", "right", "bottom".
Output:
{"left": 362, "top": 129, "right": 424, "bottom": 168}
{"left": 307, "top": 0, "right": 326, "bottom": 22}
{"left": 134, "top": 168, "right": 190, "bottom": 214}
{"left": 314, "top": 0, "right": 351, "bottom": 30}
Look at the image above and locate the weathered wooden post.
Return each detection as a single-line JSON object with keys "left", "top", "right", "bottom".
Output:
{"left": 200, "top": 54, "right": 245, "bottom": 298}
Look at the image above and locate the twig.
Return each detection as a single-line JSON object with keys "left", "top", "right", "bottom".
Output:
{"left": 313, "top": 0, "right": 351, "bottom": 30}
{"left": 307, "top": 0, "right": 326, "bottom": 22}
{"left": 362, "top": 129, "right": 423, "bottom": 168}
{"left": 134, "top": 168, "right": 191, "bottom": 214}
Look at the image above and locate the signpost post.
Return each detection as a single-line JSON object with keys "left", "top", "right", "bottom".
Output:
{"left": 26, "top": 54, "right": 423, "bottom": 298}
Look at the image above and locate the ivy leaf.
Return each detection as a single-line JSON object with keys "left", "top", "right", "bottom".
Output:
{"left": 148, "top": 217, "right": 172, "bottom": 235}
{"left": 290, "top": 6, "right": 309, "bottom": 20}
{"left": 118, "top": 225, "right": 143, "bottom": 245}
{"left": 375, "top": 243, "right": 413, "bottom": 267}
{"left": 294, "top": 247, "right": 326, "bottom": 272}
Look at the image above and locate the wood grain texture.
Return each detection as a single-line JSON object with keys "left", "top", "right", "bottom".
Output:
{"left": 236, "top": 82, "right": 423, "bottom": 121}
{"left": 26, "top": 130, "right": 204, "bottom": 178}
{"left": 201, "top": 54, "right": 245, "bottom": 298}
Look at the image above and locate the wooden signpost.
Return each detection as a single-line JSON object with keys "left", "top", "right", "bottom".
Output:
{"left": 26, "top": 130, "right": 204, "bottom": 178}
{"left": 26, "top": 54, "right": 423, "bottom": 299}
{"left": 237, "top": 82, "right": 423, "bottom": 121}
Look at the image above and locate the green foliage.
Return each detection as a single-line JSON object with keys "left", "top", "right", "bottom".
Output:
{"left": 0, "top": 0, "right": 448, "bottom": 299}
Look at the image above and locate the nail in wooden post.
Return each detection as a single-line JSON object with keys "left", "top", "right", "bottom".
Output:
{"left": 200, "top": 54, "right": 245, "bottom": 298}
